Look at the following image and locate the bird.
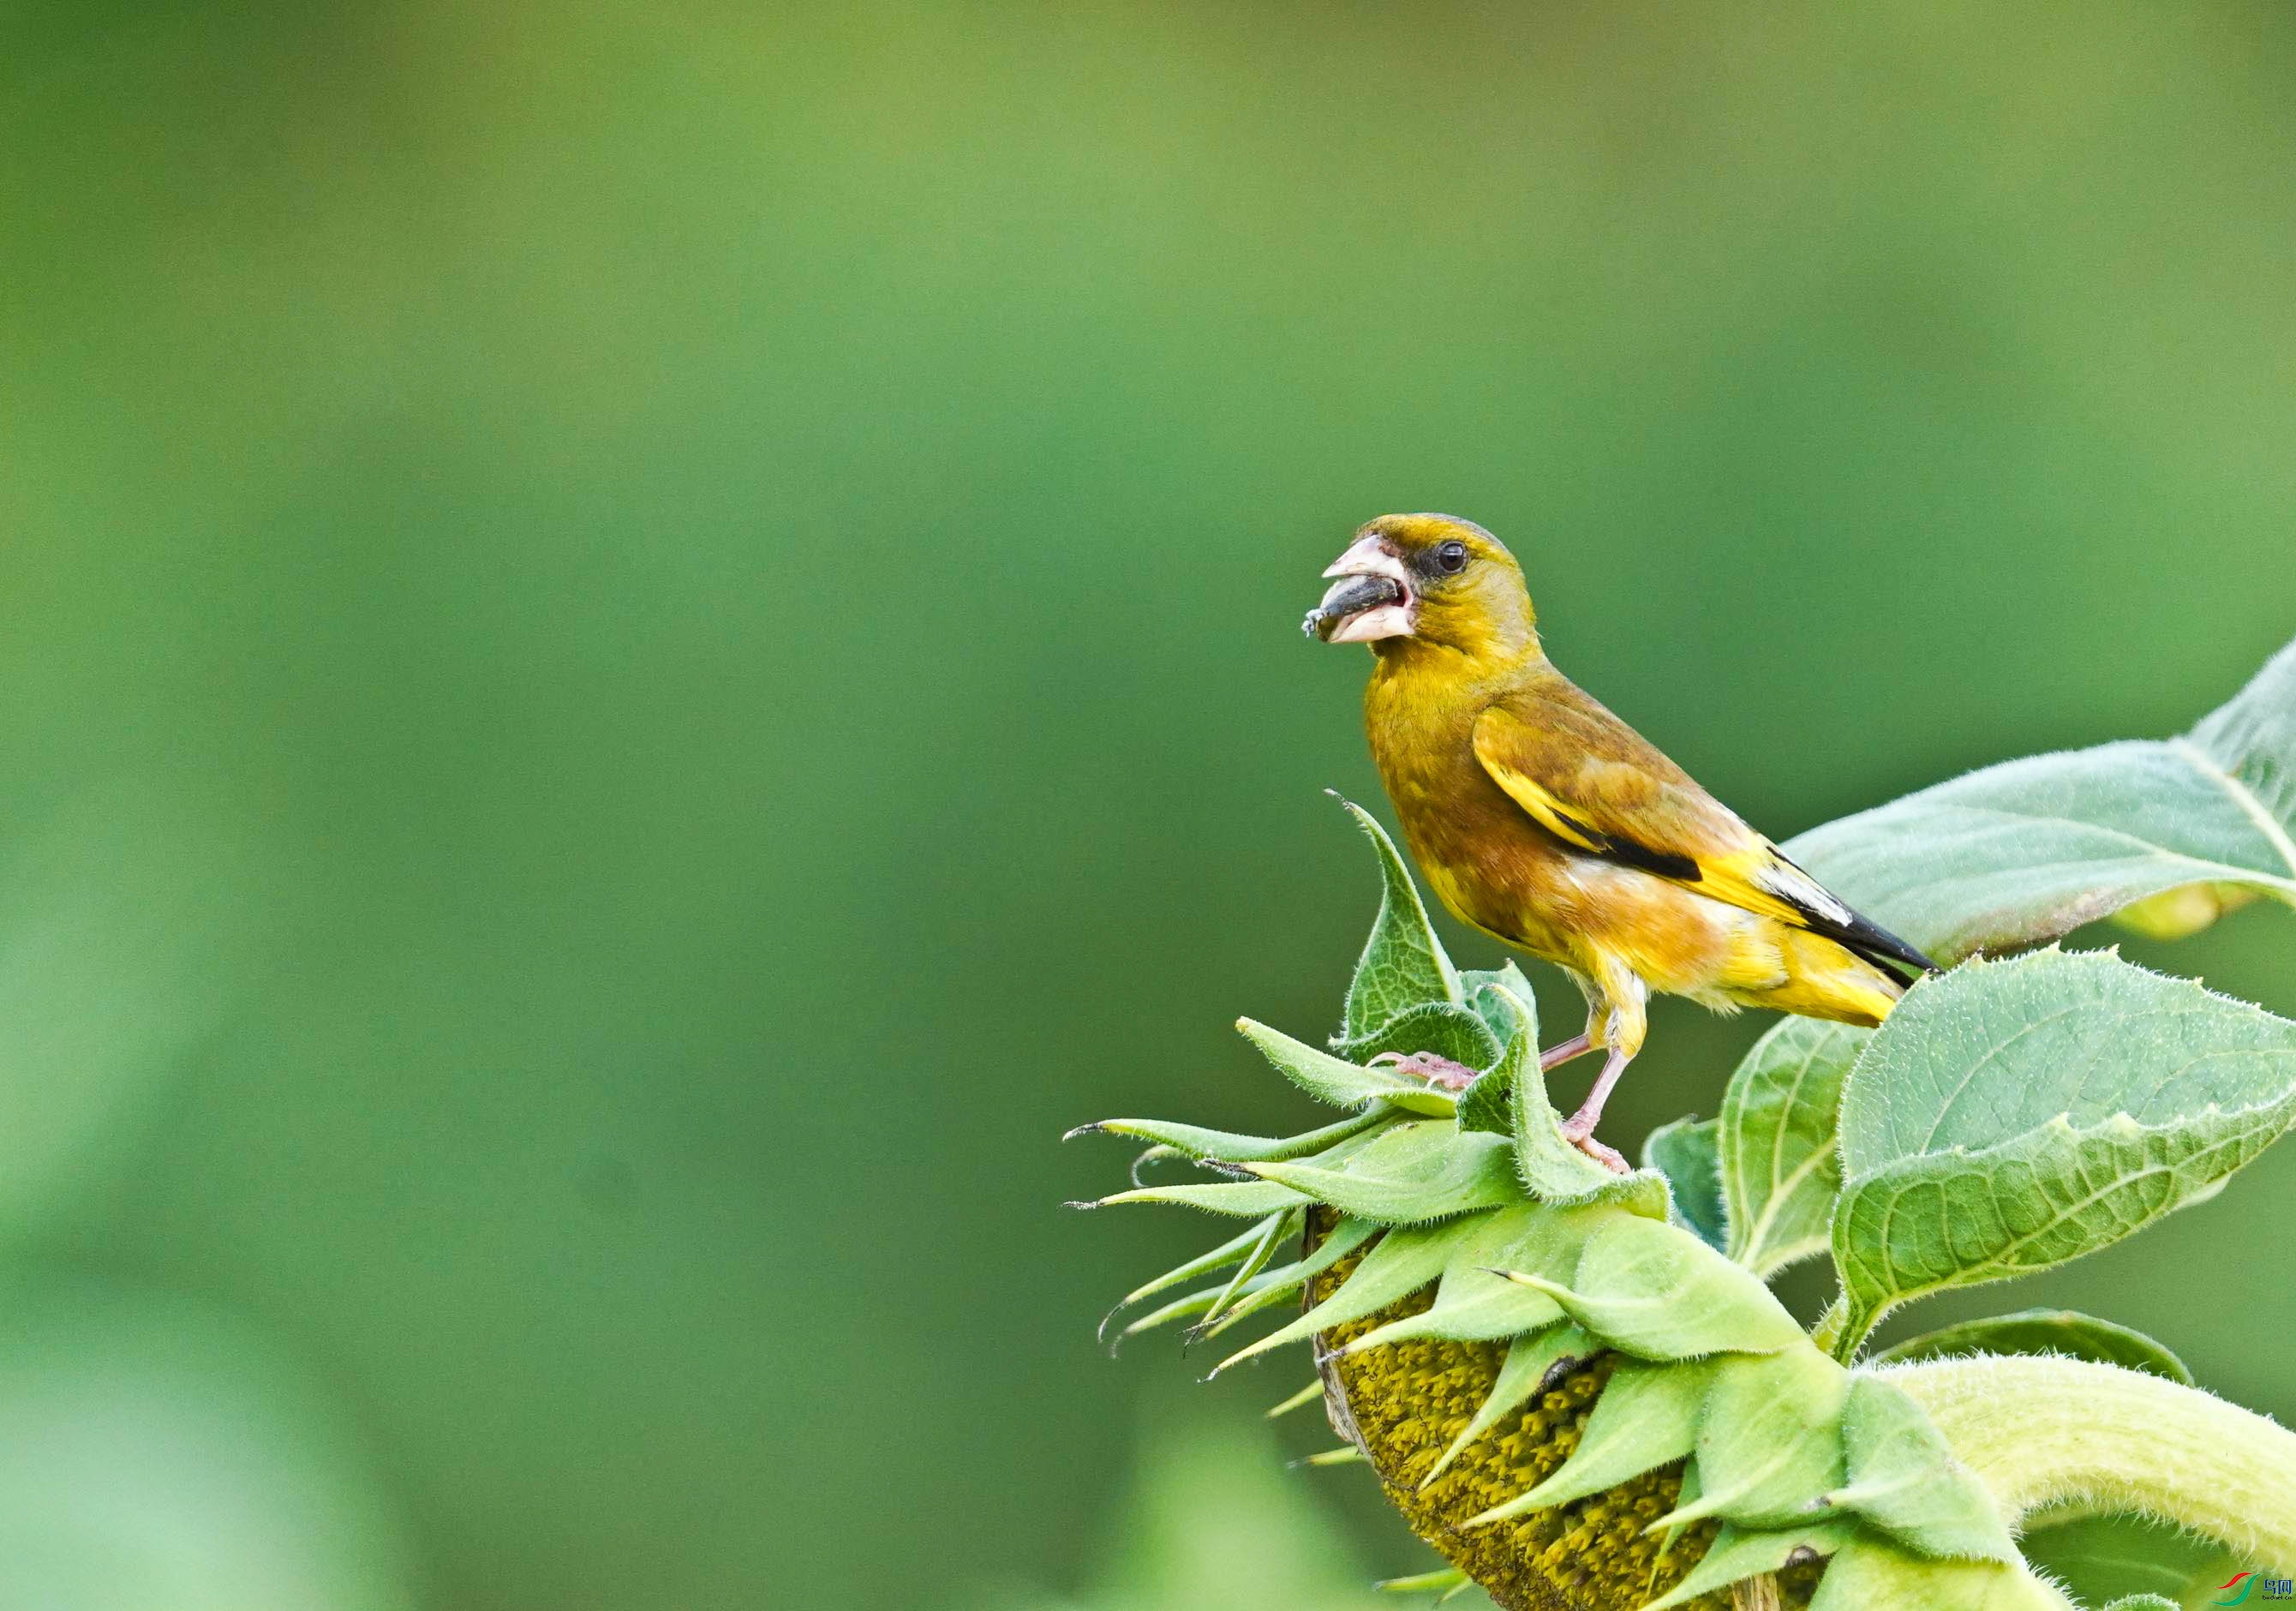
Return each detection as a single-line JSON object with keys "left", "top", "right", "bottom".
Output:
{"left": 1302, "top": 512, "right": 1938, "bottom": 1171}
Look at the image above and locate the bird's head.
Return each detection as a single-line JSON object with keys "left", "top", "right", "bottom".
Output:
{"left": 1302, "top": 513, "right": 1536, "bottom": 658}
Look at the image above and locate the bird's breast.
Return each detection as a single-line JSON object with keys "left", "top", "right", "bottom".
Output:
{"left": 1361, "top": 668, "right": 1580, "bottom": 959}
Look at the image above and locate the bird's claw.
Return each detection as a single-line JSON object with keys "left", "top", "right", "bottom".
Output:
{"left": 1571, "top": 1134, "right": 1631, "bottom": 1174}
{"left": 1557, "top": 1111, "right": 1630, "bottom": 1174}
{"left": 1372, "top": 1051, "right": 1481, "bottom": 1093}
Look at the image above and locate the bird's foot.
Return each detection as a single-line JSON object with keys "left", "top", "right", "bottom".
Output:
{"left": 1557, "top": 1111, "right": 1631, "bottom": 1174}
{"left": 1554, "top": 1046, "right": 1635, "bottom": 1173}
{"left": 1372, "top": 1051, "right": 1481, "bottom": 1093}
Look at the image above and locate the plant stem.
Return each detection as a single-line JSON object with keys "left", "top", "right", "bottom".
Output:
{"left": 1730, "top": 1573, "right": 1782, "bottom": 1611}
{"left": 1885, "top": 1354, "right": 2296, "bottom": 1562}
{"left": 1809, "top": 1297, "right": 1850, "bottom": 1362}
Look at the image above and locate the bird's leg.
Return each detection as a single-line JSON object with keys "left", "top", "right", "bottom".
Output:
{"left": 1371, "top": 1051, "right": 1480, "bottom": 1092}
{"left": 1558, "top": 1048, "right": 1634, "bottom": 1174}
{"left": 1537, "top": 1033, "right": 1594, "bottom": 1073}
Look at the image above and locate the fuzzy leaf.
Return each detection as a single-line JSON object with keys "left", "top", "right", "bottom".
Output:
{"left": 1465, "top": 1357, "right": 1713, "bottom": 1525}
{"left": 1376, "top": 1567, "right": 1472, "bottom": 1596}
{"left": 1807, "top": 1534, "right": 2061, "bottom": 1611}
{"left": 1110, "top": 1216, "right": 1277, "bottom": 1314}
{"left": 1266, "top": 1380, "right": 1324, "bottom": 1419}
{"left": 1651, "top": 1458, "right": 1703, "bottom": 1564}
{"left": 1199, "top": 1209, "right": 1298, "bottom": 1329}
{"left": 1720, "top": 1017, "right": 1868, "bottom": 1278}
{"left": 1456, "top": 1063, "right": 1514, "bottom": 1137}
{"left": 1822, "top": 1375, "right": 2015, "bottom": 1562}
{"left": 1216, "top": 1218, "right": 1470, "bottom": 1372}
{"left": 1868, "top": 1309, "right": 2192, "bottom": 1385}
{"left": 1120, "top": 1281, "right": 1238, "bottom": 1337}
{"left": 1501, "top": 997, "right": 1671, "bottom": 1218}
{"left": 1079, "top": 1111, "right": 1385, "bottom": 1165}
{"left": 1456, "top": 983, "right": 1538, "bottom": 1135}
{"left": 1091, "top": 1178, "right": 1312, "bottom": 1217}
{"left": 1643, "top": 1117, "right": 1727, "bottom": 1254}
{"left": 1126, "top": 1144, "right": 1184, "bottom": 1181}
{"left": 1245, "top": 1121, "right": 1524, "bottom": 1225}
{"left": 1420, "top": 1322, "right": 1599, "bottom": 1487}
{"left": 1501, "top": 1214, "right": 1804, "bottom": 1360}
{"left": 1235, "top": 1018, "right": 1456, "bottom": 1115}
{"left": 1664, "top": 1349, "right": 1846, "bottom": 1530}
{"left": 1785, "top": 635, "right": 2296, "bottom": 965}
{"left": 1197, "top": 1215, "right": 1381, "bottom": 1338}
{"left": 1830, "top": 949, "right": 2296, "bottom": 1348}
{"left": 1332, "top": 1001, "right": 1504, "bottom": 1073}
{"left": 2019, "top": 1512, "right": 2236, "bottom": 1611}
{"left": 1462, "top": 962, "right": 1539, "bottom": 1040}
{"left": 1640, "top": 1518, "right": 1855, "bottom": 1611}
{"left": 1342, "top": 1203, "right": 1584, "bottom": 1350}
{"left": 1336, "top": 796, "right": 1461, "bottom": 1039}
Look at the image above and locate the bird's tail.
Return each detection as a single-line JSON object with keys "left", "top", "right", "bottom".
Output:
{"left": 1746, "top": 928, "right": 1913, "bottom": 1029}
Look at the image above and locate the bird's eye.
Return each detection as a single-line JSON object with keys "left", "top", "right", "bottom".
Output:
{"left": 1434, "top": 540, "right": 1469, "bottom": 574}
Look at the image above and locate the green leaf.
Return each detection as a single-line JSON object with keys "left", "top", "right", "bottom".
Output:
{"left": 1195, "top": 1216, "right": 1381, "bottom": 1339}
{"left": 1199, "top": 1209, "right": 1299, "bottom": 1329}
{"left": 1463, "top": 1356, "right": 1713, "bottom": 1526}
{"left": 1500, "top": 994, "right": 1671, "bottom": 1218}
{"left": 1121, "top": 1279, "right": 1257, "bottom": 1338}
{"left": 1641, "top": 1518, "right": 1855, "bottom": 1611}
{"left": 1719, "top": 1017, "right": 1868, "bottom": 1278}
{"left": 1455, "top": 1063, "right": 1513, "bottom": 1136}
{"left": 2019, "top": 1512, "right": 2235, "bottom": 1611}
{"left": 1829, "top": 949, "right": 2296, "bottom": 1349}
{"left": 1109, "top": 1217, "right": 1279, "bottom": 1315}
{"left": 1663, "top": 1349, "right": 1847, "bottom": 1530}
{"left": 1335, "top": 796, "right": 1461, "bottom": 1039}
{"left": 1500, "top": 1213, "right": 1805, "bottom": 1360}
{"left": 1091, "top": 1179, "right": 1312, "bottom": 1217}
{"left": 1456, "top": 983, "right": 1538, "bottom": 1136}
{"left": 1244, "top": 1121, "right": 1525, "bottom": 1225}
{"left": 1341, "top": 1203, "right": 1583, "bottom": 1349}
{"left": 1650, "top": 1458, "right": 1703, "bottom": 1565}
{"left": 1821, "top": 1375, "right": 2015, "bottom": 1562}
{"left": 1266, "top": 1380, "right": 1324, "bottom": 1419}
{"left": 1807, "top": 1535, "right": 2060, "bottom": 1611}
{"left": 1643, "top": 1117, "right": 1727, "bottom": 1254}
{"left": 1868, "top": 1309, "right": 2192, "bottom": 1385}
{"left": 1376, "top": 1567, "right": 1472, "bottom": 1597}
{"left": 1332, "top": 1001, "right": 1505, "bottom": 1074}
{"left": 1785, "top": 635, "right": 2296, "bottom": 964}
{"left": 1078, "top": 1111, "right": 1386, "bottom": 1165}
{"left": 1235, "top": 1018, "right": 1454, "bottom": 1115}
{"left": 1215, "top": 1219, "right": 1468, "bottom": 1372}
{"left": 1461, "top": 962, "right": 1539, "bottom": 1041}
{"left": 2191, "top": 632, "right": 2296, "bottom": 835}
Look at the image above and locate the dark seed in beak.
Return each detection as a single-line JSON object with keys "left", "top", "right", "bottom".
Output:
{"left": 1302, "top": 574, "right": 1405, "bottom": 641}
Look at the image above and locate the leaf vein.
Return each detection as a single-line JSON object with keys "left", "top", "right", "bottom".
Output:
{"left": 2171, "top": 736, "right": 2296, "bottom": 879}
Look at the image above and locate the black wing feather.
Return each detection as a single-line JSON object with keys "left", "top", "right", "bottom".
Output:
{"left": 1776, "top": 888, "right": 1942, "bottom": 982}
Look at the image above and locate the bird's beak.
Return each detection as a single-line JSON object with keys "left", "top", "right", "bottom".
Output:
{"left": 1302, "top": 536, "right": 1414, "bottom": 644}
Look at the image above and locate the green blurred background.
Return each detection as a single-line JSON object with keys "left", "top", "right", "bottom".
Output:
{"left": 5, "top": 3, "right": 2296, "bottom": 1607}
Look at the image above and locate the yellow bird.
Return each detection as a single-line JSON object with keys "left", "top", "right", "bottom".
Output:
{"left": 1304, "top": 512, "right": 1937, "bottom": 1171}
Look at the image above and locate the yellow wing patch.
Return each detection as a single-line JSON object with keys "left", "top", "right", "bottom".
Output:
{"left": 1469, "top": 709, "right": 1812, "bottom": 929}
{"left": 1469, "top": 752, "right": 1605, "bottom": 856}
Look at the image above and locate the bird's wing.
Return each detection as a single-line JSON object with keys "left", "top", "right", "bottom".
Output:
{"left": 1470, "top": 698, "right": 1938, "bottom": 976}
